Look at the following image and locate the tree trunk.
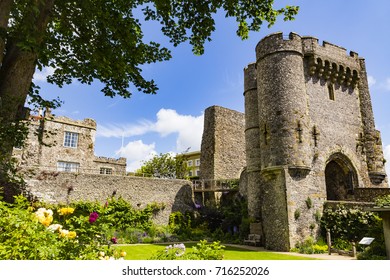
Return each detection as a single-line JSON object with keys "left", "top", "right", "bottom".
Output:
{"left": 0, "top": 0, "right": 55, "bottom": 180}
{"left": 0, "top": 0, "right": 13, "bottom": 66}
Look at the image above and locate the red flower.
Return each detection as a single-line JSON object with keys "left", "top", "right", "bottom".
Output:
{"left": 89, "top": 212, "right": 99, "bottom": 223}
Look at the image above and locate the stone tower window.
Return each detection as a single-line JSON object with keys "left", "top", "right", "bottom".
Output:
{"left": 100, "top": 167, "right": 112, "bottom": 175}
{"left": 263, "top": 124, "right": 269, "bottom": 145}
{"left": 328, "top": 84, "right": 335, "bottom": 101}
{"left": 64, "top": 131, "right": 79, "bottom": 148}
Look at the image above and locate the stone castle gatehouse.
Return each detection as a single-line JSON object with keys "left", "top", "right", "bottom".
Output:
{"left": 201, "top": 32, "right": 389, "bottom": 251}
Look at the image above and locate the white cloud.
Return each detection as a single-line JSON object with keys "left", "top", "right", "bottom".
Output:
{"left": 97, "top": 120, "right": 154, "bottom": 138}
{"left": 384, "top": 145, "right": 390, "bottom": 177}
{"left": 115, "top": 140, "right": 157, "bottom": 172}
{"left": 97, "top": 108, "right": 204, "bottom": 153}
{"left": 384, "top": 78, "right": 390, "bottom": 91}
{"left": 367, "top": 75, "right": 376, "bottom": 87}
{"left": 33, "top": 67, "right": 55, "bottom": 82}
{"left": 153, "top": 109, "right": 204, "bottom": 152}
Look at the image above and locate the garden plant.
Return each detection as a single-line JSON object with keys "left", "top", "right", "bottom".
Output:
{"left": 0, "top": 195, "right": 164, "bottom": 259}
{"left": 320, "top": 204, "right": 386, "bottom": 259}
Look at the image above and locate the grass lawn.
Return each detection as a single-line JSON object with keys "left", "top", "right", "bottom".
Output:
{"left": 116, "top": 243, "right": 316, "bottom": 260}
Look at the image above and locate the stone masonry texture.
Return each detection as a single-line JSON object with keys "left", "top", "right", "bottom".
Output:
{"left": 24, "top": 172, "right": 193, "bottom": 225}
{"left": 13, "top": 112, "right": 126, "bottom": 175}
{"left": 200, "top": 106, "right": 246, "bottom": 180}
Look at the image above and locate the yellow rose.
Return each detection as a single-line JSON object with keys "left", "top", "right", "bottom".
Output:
{"left": 68, "top": 231, "right": 77, "bottom": 239}
{"left": 35, "top": 208, "right": 53, "bottom": 227}
{"left": 58, "top": 207, "right": 75, "bottom": 215}
{"left": 60, "top": 229, "right": 69, "bottom": 238}
{"left": 41, "top": 216, "right": 53, "bottom": 227}
{"left": 120, "top": 251, "right": 127, "bottom": 257}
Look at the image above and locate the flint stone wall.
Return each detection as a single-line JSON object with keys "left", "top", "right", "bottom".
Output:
{"left": 200, "top": 106, "right": 246, "bottom": 180}
{"left": 24, "top": 172, "right": 194, "bottom": 225}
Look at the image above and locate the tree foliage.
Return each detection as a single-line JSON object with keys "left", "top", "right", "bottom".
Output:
{"left": 0, "top": 0, "right": 298, "bottom": 112}
{"left": 136, "top": 152, "right": 189, "bottom": 179}
{"left": 0, "top": 0, "right": 298, "bottom": 184}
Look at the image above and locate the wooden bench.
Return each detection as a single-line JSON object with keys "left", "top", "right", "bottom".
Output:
{"left": 244, "top": 234, "right": 261, "bottom": 246}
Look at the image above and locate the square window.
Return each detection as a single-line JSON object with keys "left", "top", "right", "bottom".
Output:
{"left": 64, "top": 131, "right": 79, "bottom": 148}
{"left": 100, "top": 168, "right": 112, "bottom": 175}
{"left": 57, "top": 161, "right": 79, "bottom": 172}
{"left": 195, "top": 159, "right": 200, "bottom": 166}
{"left": 187, "top": 160, "right": 193, "bottom": 167}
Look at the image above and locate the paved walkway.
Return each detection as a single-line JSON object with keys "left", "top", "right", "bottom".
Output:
{"left": 225, "top": 244, "right": 355, "bottom": 260}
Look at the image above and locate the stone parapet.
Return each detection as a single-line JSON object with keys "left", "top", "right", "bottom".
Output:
{"left": 94, "top": 156, "right": 127, "bottom": 166}
{"left": 47, "top": 116, "right": 97, "bottom": 130}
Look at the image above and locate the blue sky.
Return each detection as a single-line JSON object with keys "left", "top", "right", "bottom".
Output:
{"left": 33, "top": 0, "right": 390, "bottom": 173}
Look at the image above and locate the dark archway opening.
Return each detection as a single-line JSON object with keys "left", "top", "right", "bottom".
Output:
{"left": 325, "top": 154, "right": 357, "bottom": 201}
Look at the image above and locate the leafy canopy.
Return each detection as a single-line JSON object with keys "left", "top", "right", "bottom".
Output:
{"left": 4, "top": 0, "right": 298, "bottom": 98}
{"left": 136, "top": 152, "right": 189, "bottom": 179}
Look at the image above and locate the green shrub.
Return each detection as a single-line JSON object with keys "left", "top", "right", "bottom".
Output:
{"left": 357, "top": 248, "right": 387, "bottom": 260}
{"left": 291, "top": 237, "right": 328, "bottom": 254}
{"left": 314, "top": 209, "right": 322, "bottom": 223}
{"left": 149, "top": 240, "right": 225, "bottom": 260}
{"left": 321, "top": 205, "right": 386, "bottom": 259}
{"left": 142, "top": 236, "right": 154, "bottom": 243}
{"left": 0, "top": 196, "right": 123, "bottom": 260}
{"left": 0, "top": 195, "right": 163, "bottom": 259}
{"left": 305, "top": 197, "right": 313, "bottom": 209}
{"left": 332, "top": 238, "right": 352, "bottom": 251}
{"left": 294, "top": 209, "right": 300, "bottom": 220}
{"left": 321, "top": 205, "right": 379, "bottom": 242}
{"left": 374, "top": 194, "right": 390, "bottom": 208}
{"left": 188, "top": 240, "right": 225, "bottom": 260}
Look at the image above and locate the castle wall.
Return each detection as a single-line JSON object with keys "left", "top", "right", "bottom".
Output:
{"left": 200, "top": 106, "right": 246, "bottom": 180}
{"left": 12, "top": 118, "right": 42, "bottom": 167}
{"left": 260, "top": 167, "right": 290, "bottom": 251}
{"left": 23, "top": 172, "right": 193, "bottom": 225}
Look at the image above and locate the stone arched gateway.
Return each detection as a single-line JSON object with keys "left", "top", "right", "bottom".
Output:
{"left": 325, "top": 153, "right": 358, "bottom": 201}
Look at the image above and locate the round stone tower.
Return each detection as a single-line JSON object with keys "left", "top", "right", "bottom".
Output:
{"left": 255, "top": 32, "right": 311, "bottom": 170}
{"left": 243, "top": 63, "right": 262, "bottom": 222}
{"left": 254, "top": 32, "right": 312, "bottom": 251}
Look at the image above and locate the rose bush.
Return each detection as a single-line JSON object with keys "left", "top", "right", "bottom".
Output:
{"left": 0, "top": 196, "right": 127, "bottom": 260}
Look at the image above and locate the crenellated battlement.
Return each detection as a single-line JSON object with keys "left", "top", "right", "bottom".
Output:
{"left": 301, "top": 36, "right": 359, "bottom": 61}
{"left": 255, "top": 32, "right": 362, "bottom": 88}
{"left": 256, "top": 32, "right": 360, "bottom": 62}
{"left": 301, "top": 36, "right": 361, "bottom": 87}
{"left": 94, "top": 156, "right": 127, "bottom": 166}
{"left": 256, "top": 32, "right": 303, "bottom": 61}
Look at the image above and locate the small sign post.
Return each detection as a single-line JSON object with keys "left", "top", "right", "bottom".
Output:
{"left": 358, "top": 237, "right": 375, "bottom": 246}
